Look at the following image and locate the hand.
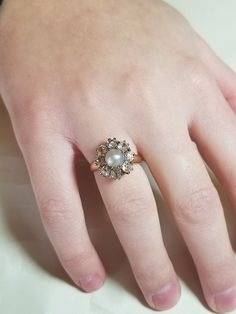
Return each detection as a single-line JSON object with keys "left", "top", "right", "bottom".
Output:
{"left": 1, "top": 0, "right": 236, "bottom": 312}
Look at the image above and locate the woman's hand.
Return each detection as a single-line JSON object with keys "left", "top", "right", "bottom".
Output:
{"left": 1, "top": 0, "right": 236, "bottom": 312}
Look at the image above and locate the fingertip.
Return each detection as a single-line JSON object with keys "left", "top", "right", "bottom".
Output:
{"left": 78, "top": 273, "right": 106, "bottom": 292}
{"left": 147, "top": 281, "right": 181, "bottom": 311}
{"left": 208, "top": 285, "right": 236, "bottom": 313}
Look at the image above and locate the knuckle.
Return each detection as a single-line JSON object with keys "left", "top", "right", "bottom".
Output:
{"left": 11, "top": 97, "right": 57, "bottom": 150}
{"left": 40, "top": 198, "right": 72, "bottom": 231}
{"left": 118, "top": 64, "right": 154, "bottom": 102}
{"left": 178, "top": 57, "right": 212, "bottom": 95}
{"left": 109, "top": 190, "right": 152, "bottom": 225}
{"left": 11, "top": 94, "right": 45, "bottom": 124}
{"left": 173, "top": 187, "right": 218, "bottom": 225}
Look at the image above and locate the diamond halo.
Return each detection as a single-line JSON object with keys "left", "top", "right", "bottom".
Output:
{"left": 95, "top": 138, "right": 135, "bottom": 180}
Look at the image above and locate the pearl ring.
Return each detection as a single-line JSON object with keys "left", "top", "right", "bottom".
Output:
{"left": 90, "top": 138, "right": 143, "bottom": 180}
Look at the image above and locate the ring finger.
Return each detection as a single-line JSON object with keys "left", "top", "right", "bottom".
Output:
{"left": 83, "top": 133, "right": 181, "bottom": 311}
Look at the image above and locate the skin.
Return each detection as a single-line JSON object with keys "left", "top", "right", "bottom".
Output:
{"left": 1, "top": 0, "right": 236, "bottom": 312}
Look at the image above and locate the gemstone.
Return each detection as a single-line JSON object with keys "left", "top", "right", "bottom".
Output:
{"left": 125, "top": 151, "right": 134, "bottom": 162}
{"left": 96, "top": 144, "right": 107, "bottom": 157}
{"left": 105, "top": 149, "right": 125, "bottom": 167}
{"left": 122, "top": 161, "right": 133, "bottom": 173}
{"left": 95, "top": 159, "right": 101, "bottom": 165}
{"left": 100, "top": 165, "right": 110, "bottom": 177}
{"left": 116, "top": 170, "right": 122, "bottom": 180}
{"left": 107, "top": 140, "right": 117, "bottom": 149}
{"left": 110, "top": 170, "right": 117, "bottom": 179}
{"left": 117, "top": 141, "right": 129, "bottom": 152}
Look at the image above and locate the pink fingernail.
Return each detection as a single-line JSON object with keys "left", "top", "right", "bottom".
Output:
{"left": 152, "top": 282, "right": 179, "bottom": 309}
{"left": 79, "top": 273, "right": 103, "bottom": 292}
{"left": 214, "top": 285, "right": 236, "bottom": 312}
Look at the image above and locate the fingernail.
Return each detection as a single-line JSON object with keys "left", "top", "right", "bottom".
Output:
{"left": 79, "top": 273, "right": 104, "bottom": 292}
{"left": 152, "top": 282, "right": 179, "bottom": 310}
{"left": 214, "top": 285, "right": 236, "bottom": 312}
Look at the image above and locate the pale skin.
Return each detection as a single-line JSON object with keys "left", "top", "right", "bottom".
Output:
{"left": 1, "top": 0, "right": 236, "bottom": 312}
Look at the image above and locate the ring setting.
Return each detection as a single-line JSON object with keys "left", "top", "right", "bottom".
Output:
{"left": 90, "top": 138, "right": 142, "bottom": 180}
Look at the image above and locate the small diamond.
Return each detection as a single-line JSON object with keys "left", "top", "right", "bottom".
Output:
{"left": 125, "top": 151, "right": 134, "bottom": 162}
{"left": 110, "top": 170, "right": 117, "bottom": 179}
{"left": 116, "top": 170, "right": 122, "bottom": 179}
{"left": 117, "top": 141, "right": 129, "bottom": 152}
{"left": 96, "top": 144, "right": 107, "bottom": 157}
{"left": 96, "top": 158, "right": 105, "bottom": 167}
{"left": 95, "top": 159, "right": 101, "bottom": 165}
{"left": 107, "top": 139, "right": 117, "bottom": 149}
{"left": 122, "top": 161, "right": 133, "bottom": 173}
{"left": 100, "top": 165, "right": 110, "bottom": 177}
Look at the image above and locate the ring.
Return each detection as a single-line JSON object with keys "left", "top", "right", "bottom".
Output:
{"left": 90, "top": 137, "right": 143, "bottom": 180}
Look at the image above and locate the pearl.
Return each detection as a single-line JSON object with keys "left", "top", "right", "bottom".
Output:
{"left": 105, "top": 149, "right": 125, "bottom": 167}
